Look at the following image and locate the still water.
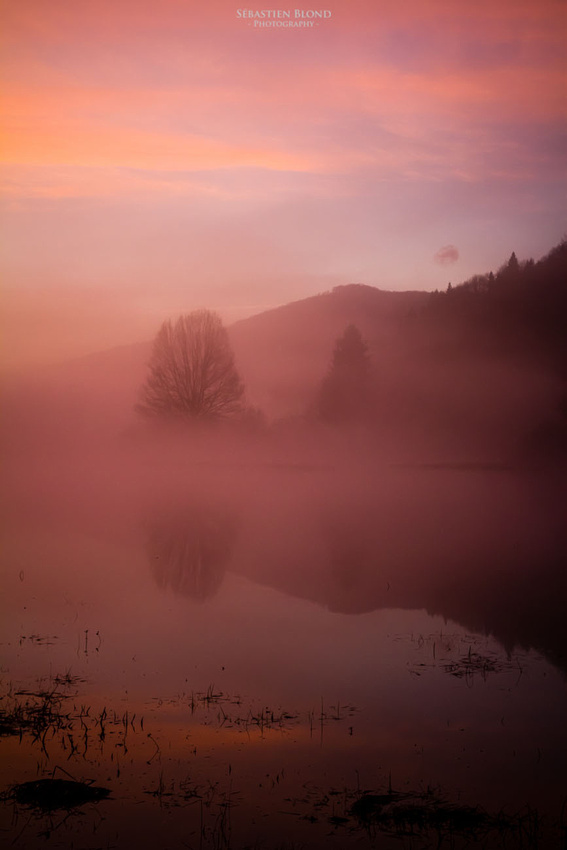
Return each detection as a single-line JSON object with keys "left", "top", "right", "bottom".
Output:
{"left": 1, "top": 460, "right": 566, "bottom": 849}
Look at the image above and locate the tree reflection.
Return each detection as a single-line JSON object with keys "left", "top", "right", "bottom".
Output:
{"left": 147, "top": 504, "right": 237, "bottom": 601}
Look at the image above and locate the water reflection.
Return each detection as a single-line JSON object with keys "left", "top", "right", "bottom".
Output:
{"left": 147, "top": 502, "right": 237, "bottom": 601}
{"left": 2, "top": 465, "right": 566, "bottom": 849}
{"left": 142, "top": 476, "right": 566, "bottom": 670}
{"left": 223, "top": 479, "right": 567, "bottom": 673}
{"left": 319, "top": 501, "right": 567, "bottom": 672}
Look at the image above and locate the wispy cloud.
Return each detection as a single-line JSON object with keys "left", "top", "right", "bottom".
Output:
{"left": 434, "top": 245, "right": 460, "bottom": 265}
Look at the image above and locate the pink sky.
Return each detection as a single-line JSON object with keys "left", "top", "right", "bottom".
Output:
{"left": 1, "top": 0, "right": 566, "bottom": 368}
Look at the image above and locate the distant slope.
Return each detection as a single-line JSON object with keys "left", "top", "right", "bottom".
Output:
{"left": 3, "top": 238, "right": 565, "bottom": 459}
{"left": 228, "top": 285, "right": 429, "bottom": 416}
{"left": 2, "top": 284, "right": 430, "bottom": 434}
{"left": 2, "top": 340, "right": 151, "bottom": 438}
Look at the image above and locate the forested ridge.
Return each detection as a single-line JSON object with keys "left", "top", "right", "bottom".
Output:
{"left": 422, "top": 240, "right": 567, "bottom": 376}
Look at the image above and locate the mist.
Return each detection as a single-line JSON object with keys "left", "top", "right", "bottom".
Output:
{"left": 3, "top": 0, "right": 566, "bottom": 839}
{"left": 2, "top": 249, "right": 566, "bottom": 849}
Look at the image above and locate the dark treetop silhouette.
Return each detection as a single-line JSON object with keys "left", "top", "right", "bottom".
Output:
{"left": 318, "top": 323, "right": 372, "bottom": 423}
{"left": 136, "top": 310, "right": 245, "bottom": 421}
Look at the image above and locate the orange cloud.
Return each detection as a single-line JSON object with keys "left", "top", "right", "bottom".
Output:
{"left": 2, "top": 0, "right": 564, "bottom": 200}
{"left": 2, "top": 110, "right": 320, "bottom": 173}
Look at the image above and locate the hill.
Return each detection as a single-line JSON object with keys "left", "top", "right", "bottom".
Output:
{"left": 228, "top": 285, "right": 429, "bottom": 416}
{"left": 1, "top": 285, "right": 429, "bottom": 437}
{"left": 2, "top": 240, "right": 565, "bottom": 462}
{"left": 421, "top": 240, "right": 567, "bottom": 376}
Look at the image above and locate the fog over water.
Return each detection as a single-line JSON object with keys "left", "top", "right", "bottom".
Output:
{"left": 4, "top": 421, "right": 566, "bottom": 659}
{"left": 1, "top": 408, "right": 566, "bottom": 848}
{"left": 2, "top": 261, "right": 567, "bottom": 848}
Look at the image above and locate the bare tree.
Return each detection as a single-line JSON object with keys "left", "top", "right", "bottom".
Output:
{"left": 136, "top": 310, "right": 245, "bottom": 421}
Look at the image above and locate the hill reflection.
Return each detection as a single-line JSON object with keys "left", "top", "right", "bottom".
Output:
{"left": 320, "top": 507, "right": 567, "bottom": 673}
{"left": 144, "top": 469, "right": 565, "bottom": 673}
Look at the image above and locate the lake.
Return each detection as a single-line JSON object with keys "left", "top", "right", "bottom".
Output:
{"left": 1, "top": 451, "right": 566, "bottom": 849}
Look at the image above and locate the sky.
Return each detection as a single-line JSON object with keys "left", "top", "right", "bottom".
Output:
{"left": 1, "top": 0, "right": 566, "bottom": 368}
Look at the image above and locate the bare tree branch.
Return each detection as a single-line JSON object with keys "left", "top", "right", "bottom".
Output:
{"left": 136, "top": 311, "right": 245, "bottom": 422}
